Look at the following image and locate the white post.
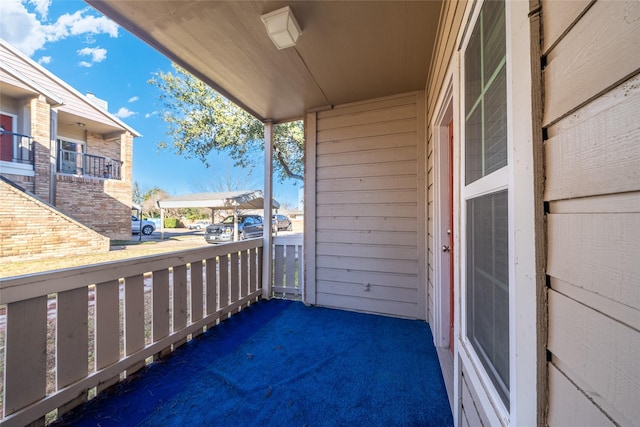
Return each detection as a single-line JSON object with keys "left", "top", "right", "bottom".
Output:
{"left": 160, "top": 208, "right": 165, "bottom": 240}
{"left": 262, "top": 120, "right": 274, "bottom": 299}
{"left": 233, "top": 205, "right": 239, "bottom": 241}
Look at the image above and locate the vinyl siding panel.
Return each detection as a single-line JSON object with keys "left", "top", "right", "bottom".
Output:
{"left": 314, "top": 92, "right": 421, "bottom": 319}
{"left": 543, "top": 0, "right": 640, "bottom": 127}
{"left": 543, "top": 1, "right": 640, "bottom": 425}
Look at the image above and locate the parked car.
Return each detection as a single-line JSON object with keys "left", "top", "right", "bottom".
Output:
{"left": 131, "top": 215, "right": 155, "bottom": 235}
{"left": 204, "top": 215, "right": 263, "bottom": 243}
{"left": 241, "top": 221, "right": 265, "bottom": 239}
{"left": 272, "top": 214, "right": 292, "bottom": 231}
{"left": 188, "top": 220, "right": 211, "bottom": 230}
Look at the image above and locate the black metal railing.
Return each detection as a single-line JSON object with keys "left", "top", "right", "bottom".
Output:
{"left": 58, "top": 149, "right": 122, "bottom": 180}
{"left": 0, "top": 130, "right": 35, "bottom": 165}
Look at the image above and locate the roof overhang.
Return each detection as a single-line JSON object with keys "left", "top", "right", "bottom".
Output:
{"left": 86, "top": 1, "right": 442, "bottom": 123}
{"left": 157, "top": 190, "right": 280, "bottom": 210}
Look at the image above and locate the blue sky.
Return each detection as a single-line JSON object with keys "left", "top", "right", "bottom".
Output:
{"left": 0, "top": 0, "right": 302, "bottom": 208}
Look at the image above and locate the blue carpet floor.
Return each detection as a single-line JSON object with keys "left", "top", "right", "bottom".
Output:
{"left": 55, "top": 300, "right": 453, "bottom": 426}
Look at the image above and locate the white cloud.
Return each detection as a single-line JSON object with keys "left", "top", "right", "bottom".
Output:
{"left": 145, "top": 111, "right": 159, "bottom": 119}
{"left": 0, "top": 0, "right": 118, "bottom": 56}
{"left": 77, "top": 46, "right": 107, "bottom": 65}
{"left": 128, "top": 96, "right": 139, "bottom": 103}
{"left": 0, "top": 0, "right": 47, "bottom": 55}
{"left": 38, "top": 55, "right": 51, "bottom": 64}
{"left": 78, "top": 61, "right": 92, "bottom": 68}
{"left": 28, "top": 0, "right": 50, "bottom": 19}
{"left": 49, "top": 11, "right": 118, "bottom": 41}
{"left": 115, "top": 107, "right": 136, "bottom": 119}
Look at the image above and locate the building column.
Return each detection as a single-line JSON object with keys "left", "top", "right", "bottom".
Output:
{"left": 30, "top": 95, "right": 52, "bottom": 203}
{"left": 262, "top": 120, "right": 274, "bottom": 299}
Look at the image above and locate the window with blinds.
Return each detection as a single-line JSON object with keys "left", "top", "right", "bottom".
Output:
{"left": 464, "top": 0, "right": 507, "bottom": 185}
{"left": 463, "top": 0, "right": 510, "bottom": 408}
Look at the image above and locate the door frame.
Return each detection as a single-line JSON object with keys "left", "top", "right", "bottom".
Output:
{"left": 432, "top": 76, "right": 456, "bottom": 351}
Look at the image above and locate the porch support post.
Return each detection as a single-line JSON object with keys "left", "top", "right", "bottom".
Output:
{"left": 160, "top": 207, "right": 165, "bottom": 240}
{"left": 233, "top": 205, "right": 239, "bottom": 241}
{"left": 262, "top": 120, "right": 274, "bottom": 299}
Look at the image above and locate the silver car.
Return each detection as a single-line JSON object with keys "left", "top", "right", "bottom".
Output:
{"left": 131, "top": 215, "right": 155, "bottom": 235}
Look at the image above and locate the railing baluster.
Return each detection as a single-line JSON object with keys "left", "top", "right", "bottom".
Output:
{"left": 219, "top": 255, "right": 229, "bottom": 320}
{"left": 240, "top": 250, "right": 249, "bottom": 305}
{"left": 274, "top": 245, "right": 285, "bottom": 291}
{"left": 95, "top": 280, "right": 120, "bottom": 393}
{"left": 285, "top": 245, "right": 296, "bottom": 289}
{"left": 249, "top": 248, "right": 258, "bottom": 295}
{"left": 298, "top": 242, "right": 304, "bottom": 294}
{"left": 258, "top": 246, "right": 264, "bottom": 293}
{"left": 152, "top": 269, "right": 170, "bottom": 358}
{"left": 56, "top": 288, "right": 89, "bottom": 415}
{"left": 230, "top": 252, "right": 239, "bottom": 310}
{"left": 124, "top": 274, "right": 145, "bottom": 376}
{"left": 172, "top": 265, "right": 188, "bottom": 349}
{"left": 190, "top": 260, "right": 204, "bottom": 338}
{"left": 3, "top": 297, "right": 47, "bottom": 417}
{"left": 204, "top": 259, "right": 217, "bottom": 327}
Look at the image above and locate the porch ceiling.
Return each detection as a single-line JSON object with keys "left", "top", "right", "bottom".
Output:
{"left": 85, "top": 0, "right": 442, "bottom": 123}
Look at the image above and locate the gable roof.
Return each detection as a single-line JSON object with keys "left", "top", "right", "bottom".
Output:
{"left": 0, "top": 38, "right": 140, "bottom": 137}
{"left": 0, "top": 61, "right": 63, "bottom": 106}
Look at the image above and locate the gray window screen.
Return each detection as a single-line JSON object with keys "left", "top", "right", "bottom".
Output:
{"left": 466, "top": 190, "right": 509, "bottom": 405}
{"left": 464, "top": 0, "right": 507, "bottom": 185}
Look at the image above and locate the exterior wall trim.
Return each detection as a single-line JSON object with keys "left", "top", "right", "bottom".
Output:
{"left": 303, "top": 111, "right": 317, "bottom": 305}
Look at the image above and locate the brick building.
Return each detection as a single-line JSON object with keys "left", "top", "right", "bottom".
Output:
{"left": 0, "top": 39, "right": 139, "bottom": 260}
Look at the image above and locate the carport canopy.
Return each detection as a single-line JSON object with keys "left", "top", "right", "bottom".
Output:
{"left": 156, "top": 190, "right": 280, "bottom": 210}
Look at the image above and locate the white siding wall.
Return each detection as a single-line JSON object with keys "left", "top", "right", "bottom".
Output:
{"left": 543, "top": 1, "right": 640, "bottom": 426}
{"left": 312, "top": 92, "right": 423, "bottom": 319}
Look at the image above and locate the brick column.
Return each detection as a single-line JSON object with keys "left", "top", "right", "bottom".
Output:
{"left": 120, "top": 131, "right": 133, "bottom": 185}
{"left": 30, "top": 95, "right": 52, "bottom": 203}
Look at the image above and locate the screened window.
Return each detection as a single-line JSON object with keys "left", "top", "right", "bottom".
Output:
{"left": 465, "top": 0, "right": 507, "bottom": 185}
{"left": 466, "top": 190, "right": 509, "bottom": 404}
{"left": 463, "top": 0, "right": 510, "bottom": 407}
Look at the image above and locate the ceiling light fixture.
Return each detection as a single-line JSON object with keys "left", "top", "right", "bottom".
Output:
{"left": 261, "top": 6, "right": 301, "bottom": 50}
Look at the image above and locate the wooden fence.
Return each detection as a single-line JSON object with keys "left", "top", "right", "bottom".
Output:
{"left": 0, "top": 240, "right": 263, "bottom": 427}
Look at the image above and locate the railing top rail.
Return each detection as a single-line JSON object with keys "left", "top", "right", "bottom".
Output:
{"left": 0, "top": 130, "right": 33, "bottom": 139}
{"left": 273, "top": 234, "right": 304, "bottom": 245}
{"left": 0, "top": 239, "right": 263, "bottom": 304}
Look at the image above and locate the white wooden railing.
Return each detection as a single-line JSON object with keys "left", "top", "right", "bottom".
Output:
{"left": 0, "top": 240, "right": 263, "bottom": 427}
{"left": 271, "top": 234, "right": 304, "bottom": 300}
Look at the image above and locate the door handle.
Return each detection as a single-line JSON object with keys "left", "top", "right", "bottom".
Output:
{"left": 442, "top": 245, "right": 450, "bottom": 253}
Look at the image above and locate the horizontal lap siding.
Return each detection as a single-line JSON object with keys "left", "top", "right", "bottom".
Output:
{"left": 315, "top": 93, "right": 420, "bottom": 319}
{"left": 543, "top": 1, "right": 640, "bottom": 425}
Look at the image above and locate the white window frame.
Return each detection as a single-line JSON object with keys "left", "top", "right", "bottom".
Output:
{"left": 459, "top": 0, "right": 511, "bottom": 423}
{"left": 456, "top": 1, "right": 538, "bottom": 425}
{"left": 57, "top": 137, "right": 86, "bottom": 176}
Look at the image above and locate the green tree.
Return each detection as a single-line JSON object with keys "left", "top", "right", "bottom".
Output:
{"left": 148, "top": 64, "right": 304, "bottom": 182}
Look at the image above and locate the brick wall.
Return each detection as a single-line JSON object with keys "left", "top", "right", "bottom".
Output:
{"left": 55, "top": 174, "right": 131, "bottom": 240}
{"left": 0, "top": 178, "right": 110, "bottom": 262}
{"left": 54, "top": 128, "right": 133, "bottom": 240}
{"left": 0, "top": 174, "right": 34, "bottom": 192}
